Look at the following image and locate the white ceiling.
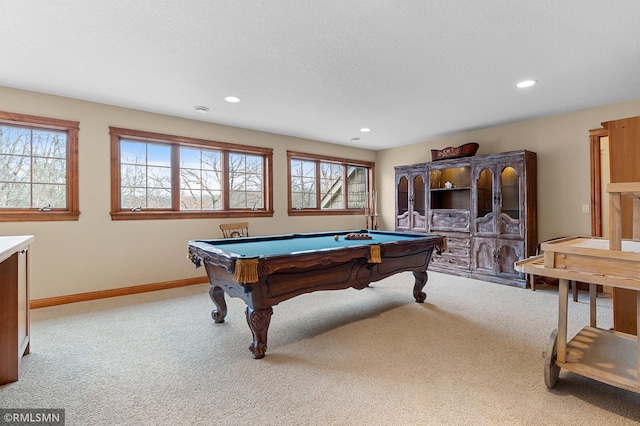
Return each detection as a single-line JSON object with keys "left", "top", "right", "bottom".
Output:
{"left": 2, "top": 1, "right": 640, "bottom": 151}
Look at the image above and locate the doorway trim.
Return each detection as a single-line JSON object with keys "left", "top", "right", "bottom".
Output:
{"left": 590, "top": 127, "right": 608, "bottom": 237}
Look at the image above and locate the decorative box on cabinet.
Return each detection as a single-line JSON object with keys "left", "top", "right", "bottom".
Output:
{"left": 0, "top": 235, "right": 33, "bottom": 385}
{"left": 395, "top": 150, "right": 537, "bottom": 287}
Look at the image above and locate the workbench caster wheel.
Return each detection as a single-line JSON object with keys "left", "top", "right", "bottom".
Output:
{"left": 543, "top": 328, "right": 560, "bottom": 389}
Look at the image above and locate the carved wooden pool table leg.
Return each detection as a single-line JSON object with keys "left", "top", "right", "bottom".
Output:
{"left": 246, "top": 306, "right": 273, "bottom": 359}
{"left": 412, "top": 271, "right": 428, "bottom": 303}
{"left": 208, "top": 284, "right": 228, "bottom": 323}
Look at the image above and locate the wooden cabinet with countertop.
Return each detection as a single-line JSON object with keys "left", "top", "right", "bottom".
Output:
{"left": 0, "top": 235, "right": 33, "bottom": 385}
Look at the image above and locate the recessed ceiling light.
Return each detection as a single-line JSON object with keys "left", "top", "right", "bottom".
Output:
{"left": 193, "top": 105, "right": 210, "bottom": 113}
{"left": 360, "top": 127, "right": 371, "bottom": 132}
{"left": 224, "top": 96, "right": 241, "bottom": 103}
{"left": 516, "top": 80, "right": 537, "bottom": 88}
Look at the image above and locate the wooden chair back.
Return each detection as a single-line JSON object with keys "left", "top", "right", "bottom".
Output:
{"left": 219, "top": 222, "right": 249, "bottom": 238}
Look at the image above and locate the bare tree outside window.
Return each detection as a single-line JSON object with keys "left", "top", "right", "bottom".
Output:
{"left": 287, "top": 151, "right": 374, "bottom": 216}
{"left": 110, "top": 127, "right": 273, "bottom": 219}
{"left": 179, "top": 147, "right": 222, "bottom": 210}
{"left": 120, "top": 141, "right": 171, "bottom": 209}
{"left": 290, "top": 158, "right": 316, "bottom": 208}
{"left": 320, "top": 162, "right": 343, "bottom": 209}
{"left": 229, "top": 153, "right": 264, "bottom": 209}
{"left": 0, "top": 125, "right": 67, "bottom": 209}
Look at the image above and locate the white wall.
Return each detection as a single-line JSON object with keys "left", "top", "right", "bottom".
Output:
{"left": 376, "top": 98, "right": 640, "bottom": 242}
{"left": 0, "top": 86, "right": 376, "bottom": 299}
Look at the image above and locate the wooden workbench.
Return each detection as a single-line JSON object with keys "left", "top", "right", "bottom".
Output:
{"left": 514, "top": 183, "right": 640, "bottom": 392}
{"left": 516, "top": 249, "right": 639, "bottom": 391}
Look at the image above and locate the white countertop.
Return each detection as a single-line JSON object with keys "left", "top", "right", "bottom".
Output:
{"left": 0, "top": 235, "right": 35, "bottom": 264}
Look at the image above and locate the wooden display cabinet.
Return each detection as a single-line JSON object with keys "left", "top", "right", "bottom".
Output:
{"left": 470, "top": 151, "right": 537, "bottom": 284}
{"left": 395, "top": 150, "right": 537, "bottom": 286}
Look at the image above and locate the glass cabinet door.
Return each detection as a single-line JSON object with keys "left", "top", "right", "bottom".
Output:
{"left": 500, "top": 166, "right": 520, "bottom": 220}
{"left": 477, "top": 168, "right": 493, "bottom": 218}
{"left": 396, "top": 175, "right": 410, "bottom": 229}
{"left": 498, "top": 164, "right": 523, "bottom": 238}
{"left": 473, "top": 162, "right": 523, "bottom": 238}
{"left": 473, "top": 166, "right": 496, "bottom": 236}
{"left": 412, "top": 174, "right": 426, "bottom": 229}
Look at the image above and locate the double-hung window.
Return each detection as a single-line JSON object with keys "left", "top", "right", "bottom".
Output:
{"left": 287, "top": 151, "right": 374, "bottom": 215}
{"left": 0, "top": 111, "right": 79, "bottom": 221}
{"left": 110, "top": 127, "right": 273, "bottom": 220}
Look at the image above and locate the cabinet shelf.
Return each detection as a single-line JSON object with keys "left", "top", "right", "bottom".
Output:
{"left": 430, "top": 187, "right": 471, "bottom": 192}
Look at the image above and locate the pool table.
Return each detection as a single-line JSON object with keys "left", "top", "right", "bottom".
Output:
{"left": 188, "top": 230, "right": 446, "bottom": 358}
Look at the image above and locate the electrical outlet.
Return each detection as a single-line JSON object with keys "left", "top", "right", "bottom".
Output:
{"left": 582, "top": 204, "right": 590, "bottom": 214}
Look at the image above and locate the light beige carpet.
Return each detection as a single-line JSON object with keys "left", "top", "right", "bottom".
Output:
{"left": 2, "top": 271, "right": 640, "bottom": 425}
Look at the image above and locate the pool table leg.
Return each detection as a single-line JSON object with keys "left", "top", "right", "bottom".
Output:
{"left": 246, "top": 306, "right": 273, "bottom": 359}
{"left": 208, "top": 284, "right": 228, "bottom": 323}
{"left": 412, "top": 271, "right": 428, "bottom": 303}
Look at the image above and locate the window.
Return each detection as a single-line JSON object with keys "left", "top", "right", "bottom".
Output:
{"left": 178, "top": 146, "right": 221, "bottom": 210}
{"left": 0, "top": 111, "right": 79, "bottom": 222}
{"left": 110, "top": 127, "right": 273, "bottom": 220}
{"left": 287, "top": 151, "right": 374, "bottom": 216}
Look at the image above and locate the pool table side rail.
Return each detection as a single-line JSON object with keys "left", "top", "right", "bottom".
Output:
{"left": 188, "top": 232, "right": 445, "bottom": 310}
{"left": 188, "top": 230, "right": 445, "bottom": 264}
{"left": 188, "top": 233, "right": 445, "bottom": 285}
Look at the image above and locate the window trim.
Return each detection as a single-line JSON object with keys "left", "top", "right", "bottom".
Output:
{"left": 287, "top": 150, "right": 375, "bottom": 216}
{"left": 109, "top": 127, "right": 273, "bottom": 220}
{"left": 0, "top": 111, "right": 80, "bottom": 222}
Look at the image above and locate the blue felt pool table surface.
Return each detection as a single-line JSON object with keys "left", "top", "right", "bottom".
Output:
{"left": 193, "top": 230, "right": 431, "bottom": 259}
